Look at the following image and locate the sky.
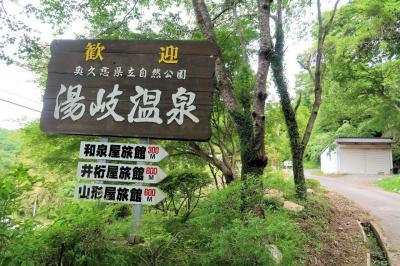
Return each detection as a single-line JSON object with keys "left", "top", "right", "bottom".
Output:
{"left": 0, "top": 0, "right": 344, "bottom": 130}
{"left": 0, "top": 0, "right": 74, "bottom": 130}
{"left": 0, "top": 63, "right": 42, "bottom": 129}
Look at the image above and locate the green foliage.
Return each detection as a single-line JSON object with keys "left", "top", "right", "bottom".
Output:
{"left": 0, "top": 109, "right": 334, "bottom": 265}
{"left": 0, "top": 164, "right": 39, "bottom": 216}
{"left": 0, "top": 164, "right": 40, "bottom": 258}
{"left": 127, "top": 211, "right": 192, "bottom": 265}
{"left": 306, "top": 122, "right": 362, "bottom": 163}
{"left": 2, "top": 202, "right": 135, "bottom": 266}
{"left": 265, "top": 102, "right": 311, "bottom": 168}
{"left": 241, "top": 174, "right": 265, "bottom": 212}
{"left": 265, "top": 104, "right": 291, "bottom": 167}
{"left": 216, "top": 220, "right": 302, "bottom": 265}
{"left": 189, "top": 181, "right": 243, "bottom": 231}
{"left": 305, "top": 0, "right": 400, "bottom": 164}
{"left": 305, "top": 178, "right": 321, "bottom": 191}
{"left": 293, "top": 72, "right": 314, "bottom": 111}
{"left": 376, "top": 175, "right": 400, "bottom": 193}
{"left": 264, "top": 196, "right": 283, "bottom": 212}
{"left": 1, "top": 173, "right": 312, "bottom": 265}
{"left": 303, "top": 160, "right": 320, "bottom": 169}
{"left": 264, "top": 169, "right": 295, "bottom": 195}
{"left": 233, "top": 64, "right": 256, "bottom": 112}
{"left": 185, "top": 182, "right": 304, "bottom": 265}
{"left": 0, "top": 128, "right": 19, "bottom": 174}
{"left": 213, "top": 5, "right": 258, "bottom": 74}
{"left": 18, "top": 122, "right": 87, "bottom": 177}
{"left": 158, "top": 169, "right": 211, "bottom": 222}
{"left": 156, "top": 139, "right": 208, "bottom": 173}
{"left": 12, "top": 123, "right": 94, "bottom": 217}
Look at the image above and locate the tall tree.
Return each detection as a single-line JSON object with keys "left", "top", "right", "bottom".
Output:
{"left": 307, "top": 0, "right": 400, "bottom": 169}
{"left": 271, "top": 0, "right": 340, "bottom": 198}
{"left": 191, "top": 0, "right": 272, "bottom": 178}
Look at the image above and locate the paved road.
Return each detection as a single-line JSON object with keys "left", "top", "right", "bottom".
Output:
{"left": 306, "top": 171, "right": 400, "bottom": 264}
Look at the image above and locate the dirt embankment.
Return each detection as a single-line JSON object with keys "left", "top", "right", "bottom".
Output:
{"left": 304, "top": 191, "right": 371, "bottom": 266}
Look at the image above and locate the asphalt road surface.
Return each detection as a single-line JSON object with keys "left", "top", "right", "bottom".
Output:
{"left": 306, "top": 170, "right": 400, "bottom": 264}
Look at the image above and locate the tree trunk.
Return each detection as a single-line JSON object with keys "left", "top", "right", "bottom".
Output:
{"left": 292, "top": 148, "right": 306, "bottom": 198}
{"left": 188, "top": 142, "right": 236, "bottom": 184}
{"left": 301, "top": 0, "right": 340, "bottom": 149}
{"left": 271, "top": 0, "right": 306, "bottom": 199}
{"left": 230, "top": 111, "right": 264, "bottom": 177}
{"left": 191, "top": 0, "right": 273, "bottom": 217}
{"left": 272, "top": 0, "right": 340, "bottom": 199}
{"left": 247, "top": 0, "right": 273, "bottom": 177}
{"left": 192, "top": 0, "right": 271, "bottom": 179}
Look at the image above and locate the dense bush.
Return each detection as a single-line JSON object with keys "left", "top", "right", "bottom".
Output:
{"left": 0, "top": 165, "right": 40, "bottom": 256}
{"left": 158, "top": 169, "right": 212, "bottom": 222}
{"left": 2, "top": 177, "right": 307, "bottom": 265}
{"left": 2, "top": 203, "right": 135, "bottom": 266}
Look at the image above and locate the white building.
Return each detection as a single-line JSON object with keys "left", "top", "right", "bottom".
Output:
{"left": 320, "top": 138, "right": 393, "bottom": 174}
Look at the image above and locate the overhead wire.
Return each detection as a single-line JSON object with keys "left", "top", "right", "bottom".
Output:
{"left": 0, "top": 88, "right": 41, "bottom": 105}
{"left": 0, "top": 97, "right": 41, "bottom": 113}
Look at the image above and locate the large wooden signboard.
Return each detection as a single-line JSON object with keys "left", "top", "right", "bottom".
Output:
{"left": 40, "top": 40, "right": 217, "bottom": 141}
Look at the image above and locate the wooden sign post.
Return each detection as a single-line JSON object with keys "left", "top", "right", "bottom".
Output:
{"left": 77, "top": 162, "right": 168, "bottom": 184}
{"left": 75, "top": 183, "right": 166, "bottom": 205}
{"left": 75, "top": 139, "right": 169, "bottom": 238}
{"left": 40, "top": 40, "right": 217, "bottom": 141}
{"left": 132, "top": 138, "right": 148, "bottom": 236}
{"left": 40, "top": 39, "right": 216, "bottom": 242}
{"left": 79, "top": 141, "right": 169, "bottom": 162}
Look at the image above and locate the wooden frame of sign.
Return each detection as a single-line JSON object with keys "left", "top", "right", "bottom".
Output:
{"left": 40, "top": 40, "right": 217, "bottom": 141}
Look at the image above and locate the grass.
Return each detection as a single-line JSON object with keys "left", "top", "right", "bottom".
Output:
{"left": 375, "top": 175, "right": 400, "bottom": 193}
{"left": 264, "top": 169, "right": 295, "bottom": 194}
{"left": 362, "top": 222, "right": 389, "bottom": 266}
{"left": 304, "top": 160, "right": 320, "bottom": 169}
{"left": 263, "top": 170, "right": 342, "bottom": 264}
{"left": 94, "top": 170, "right": 337, "bottom": 265}
{"left": 3, "top": 170, "right": 346, "bottom": 265}
{"left": 308, "top": 169, "right": 346, "bottom": 178}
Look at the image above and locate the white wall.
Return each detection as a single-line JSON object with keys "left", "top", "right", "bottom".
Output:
{"left": 320, "top": 147, "right": 338, "bottom": 174}
{"left": 338, "top": 147, "right": 393, "bottom": 174}
{"left": 338, "top": 147, "right": 365, "bottom": 174}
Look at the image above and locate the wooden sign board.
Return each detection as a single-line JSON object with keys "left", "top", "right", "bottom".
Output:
{"left": 40, "top": 40, "right": 217, "bottom": 141}
{"left": 75, "top": 183, "right": 166, "bottom": 205}
{"left": 77, "top": 162, "right": 168, "bottom": 184}
{"left": 79, "top": 141, "right": 168, "bottom": 162}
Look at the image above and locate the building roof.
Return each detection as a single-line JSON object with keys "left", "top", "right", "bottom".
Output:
{"left": 320, "top": 138, "right": 393, "bottom": 155}
{"left": 335, "top": 138, "right": 392, "bottom": 144}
